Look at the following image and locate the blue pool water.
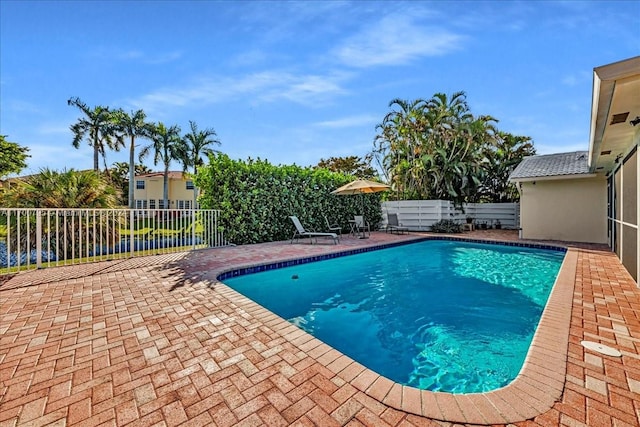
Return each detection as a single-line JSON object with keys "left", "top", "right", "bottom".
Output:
{"left": 222, "top": 239, "right": 565, "bottom": 393}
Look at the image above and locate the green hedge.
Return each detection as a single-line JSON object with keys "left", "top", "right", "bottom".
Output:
{"left": 194, "top": 154, "right": 384, "bottom": 245}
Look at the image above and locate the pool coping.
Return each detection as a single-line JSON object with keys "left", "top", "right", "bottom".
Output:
{"left": 211, "top": 236, "right": 576, "bottom": 424}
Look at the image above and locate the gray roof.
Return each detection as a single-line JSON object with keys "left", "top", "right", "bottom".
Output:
{"left": 509, "top": 151, "right": 590, "bottom": 180}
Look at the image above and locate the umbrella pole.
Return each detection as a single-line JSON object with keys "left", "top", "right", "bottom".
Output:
{"left": 359, "top": 194, "right": 368, "bottom": 239}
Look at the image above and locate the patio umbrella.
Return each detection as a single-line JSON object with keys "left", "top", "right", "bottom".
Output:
{"left": 331, "top": 179, "right": 390, "bottom": 214}
{"left": 331, "top": 179, "right": 391, "bottom": 196}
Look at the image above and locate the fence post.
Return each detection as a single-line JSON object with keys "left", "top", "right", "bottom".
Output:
{"left": 129, "top": 209, "right": 135, "bottom": 256}
{"left": 36, "top": 210, "right": 42, "bottom": 269}
{"left": 192, "top": 209, "right": 196, "bottom": 250}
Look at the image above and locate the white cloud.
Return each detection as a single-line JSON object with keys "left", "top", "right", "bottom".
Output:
{"left": 145, "top": 51, "right": 183, "bottom": 65}
{"left": 23, "top": 142, "right": 92, "bottom": 173}
{"left": 334, "top": 12, "right": 464, "bottom": 68}
{"left": 127, "top": 70, "right": 352, "bottom": 114}
{"left": 227, "top": 49, "right": 270, "bottom": 67}
{"left": 313, "top": 114, "right": 378, "bottom": 129}
{"left": 36, "top": 123, "right": 71, "bottom": 135}
{"left": 3, "top": 100, "right": 45, "bottom": 114}
{"left": 89, "top": 47, "right": 182, "bottom": 65}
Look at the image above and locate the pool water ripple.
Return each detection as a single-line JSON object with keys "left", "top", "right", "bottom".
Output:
{"left": 222, "top": 239, "right": 564, "bottom": 393}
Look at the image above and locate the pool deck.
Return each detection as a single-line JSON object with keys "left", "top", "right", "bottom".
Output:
{"left": 1, "top": 230, "right": 638, "bottom": 427}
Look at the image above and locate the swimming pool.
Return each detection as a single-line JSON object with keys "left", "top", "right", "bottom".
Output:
{"left": 221, "top": 239, "right": 565, "bottom": 393}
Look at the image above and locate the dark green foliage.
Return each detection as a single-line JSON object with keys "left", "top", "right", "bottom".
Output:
{"left": 0, "top": 135, "right": 30, "bottom": 178}
{"left": 374, "top": 92, "right": 535, "bottom": 205}
{"left": 67, "top": 97, "right": 119, "bottom": 172}
{"left": 2, "top": 168, "right": 119, "bottom": 208}
{"left": 316, "top": 155, "right": 377, "bottom": 179}
{"left": 195, "top": 154, "right": 384, "bottom": 245}
{"left": 477, "top": 131, "right": 535, "bottom": 202}
{"left": 0, "top": 168, "right": 120, "bottom": 259}
{"left": 430, "top": 219, "right": 462, "bottom": 233}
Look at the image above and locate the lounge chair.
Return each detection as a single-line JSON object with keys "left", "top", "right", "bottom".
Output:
{"left": 353, "top": 215, "right": 370, "bottom": 238}
{"left": 324, "top": 216, "right": 342, "bottom": 237}
{"left": 289, "top": 216, "right": 338, "bottom": 244}
{"left": 386, "top": 213, "right": 409, "bottom": 234}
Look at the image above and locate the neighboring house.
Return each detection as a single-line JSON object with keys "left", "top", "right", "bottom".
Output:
{"left": 510, "top": 56, "right": 639, "bottom": 282}
{"left": 133, "top": 171, "right": 198, "bottom": 210}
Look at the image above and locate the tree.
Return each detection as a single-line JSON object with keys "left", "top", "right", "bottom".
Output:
{"left": 1, "top": 168, "right": 119, "bottom": 208}
{"left": 143, "top": 122, "right": 182, "bottom": 209}
{"left": 374, "top": 92, "right": 501, "bottom": 206}
{"left": 373, "top": 98, "right": 429, "bottom": 199}
{"left": 67, "top": 97, "right": 118, "bottom": 172}
{"left": 181, "top": 121, "right": 221, "bottom": 208}
{"left": 1, "top": 168, "right": 120, "bottom": 260}
{"left": 180, "top": 121, "right": 221, "bottom": 174}
{"left": 479, "top": 132, "right": 535, "bottom": 202}
{"left": 112, "top": 109, "right": 154, "bottom": 208}
{"left": 316, "top": 155, "right": 377, "bottom": 179}
{"left": 0, "top": 135, "right": 30, "bottom": 178}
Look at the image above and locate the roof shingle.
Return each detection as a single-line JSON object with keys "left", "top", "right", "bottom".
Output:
{"left": 509, "top": 151, "right": 590, "bottom": 180}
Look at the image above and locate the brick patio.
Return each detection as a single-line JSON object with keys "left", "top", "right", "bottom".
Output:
{"left": 1, "top": 230, "right": 638, "bottom": 426}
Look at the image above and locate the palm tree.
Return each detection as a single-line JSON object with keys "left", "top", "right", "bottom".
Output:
{"left": 480, "top": 132, "right": 535, "bottom": 202}
{"left": 1, "top": 168, "right": 120, "bottom": 259}
{"left": 112, "top": 109, "right": 154, "bottom": 208}
{"left": 142, "top": 122, "right": 182, "bottom": 209}
{"left": 181, "top": 121, "right": 221, "bottom": 174}
{"left": 416, "top": 93, "right": 495, "bottom": 205}
{"left": 3, "top": 168, "right": 119, "bottom": 208}
{"left": 373, "top": 98, "right": 427, "bottom": 199}
{"left": 180, "top": 121, "right": 221, "bottom": 208}
{"left": 374, "top": 92, "right": 497, "bottom": 206}
{"left": 67, "top": 97, "right": 119, "bottom": 172}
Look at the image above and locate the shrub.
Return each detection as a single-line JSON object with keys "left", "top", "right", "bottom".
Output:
{"left": 195, "top": 154, "right": 384, "bottom": 245}
{"left": 430, "top": 219, "right": 462, "bottom": 233}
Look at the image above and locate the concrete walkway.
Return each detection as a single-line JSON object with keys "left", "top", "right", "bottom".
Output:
{"left": 1, "top": 230, "right": 638, "bottom": 426}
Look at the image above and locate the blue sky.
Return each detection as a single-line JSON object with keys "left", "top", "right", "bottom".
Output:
{"left": 1, "top": 1, "right": 639, "bottom": 176}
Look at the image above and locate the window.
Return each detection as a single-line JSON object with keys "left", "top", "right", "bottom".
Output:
{"left": 136, "top": 180, "right": 145, "bottom": 190}
{"left": 135, "top": 200, "right": 147, "bottom": 209}
{"left": 149, "top": 199, "right": 156, "bottom": 209}
{"left": 186, "top": 180, "right": 195, "bottom": 190}
{"left": 158, "top": 199, "right": 165, "bottom": 209}
{"left": 176, "top": 200, "right": 193, "bottom": 210}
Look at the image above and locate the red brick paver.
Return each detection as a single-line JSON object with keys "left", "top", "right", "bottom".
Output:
{"left": 1, "top": 231, "right": 639, "bottom": 426}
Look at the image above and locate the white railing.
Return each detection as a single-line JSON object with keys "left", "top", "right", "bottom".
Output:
{"left": 381, "top": 200, "right": 520, "bottom": 230}
{"left": 0, "top": 208, "right": 228, "bottom": 273}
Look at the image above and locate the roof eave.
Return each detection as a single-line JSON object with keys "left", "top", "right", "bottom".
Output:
{"left": 509, "top": 173, "right": 598, "bottom": 183}
{"left": 588, "top": 56, "right": 640, "bottom": 172}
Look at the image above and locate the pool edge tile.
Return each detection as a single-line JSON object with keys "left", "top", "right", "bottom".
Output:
{"left": 432, "top": 391, "right": 466, "bottom": 423}
{"left": 400, "top": 386, "right": 422, "bottom": 416}
{"left": 419, "top": 390, "right": 443, "bottom": 420}
{"left": 452, "top": 393, "right": 490, "bottom": 424}
{"left": 212, "top": 237, "right": 579, "bottom": 425}
{"left": 366, "top": 377, "right": 394, "bottom": 403}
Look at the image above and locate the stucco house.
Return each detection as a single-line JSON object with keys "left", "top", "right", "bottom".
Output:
{"left": 133, "top": 171, "right": 198, "bottom": 210}
{"left": 510, "top": 56, "right": 639, "bottom": 282}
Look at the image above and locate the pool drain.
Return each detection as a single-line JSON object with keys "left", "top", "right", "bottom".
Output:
{"left": 581, "top": 340, "right": 622, "bottom": 357}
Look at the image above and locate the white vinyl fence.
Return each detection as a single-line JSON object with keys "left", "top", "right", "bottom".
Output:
{"left": 381, "top": 200, "right": 520, "bottom": 231}
{"left": 0, "top": 208, "right": 228, "bottom": 273}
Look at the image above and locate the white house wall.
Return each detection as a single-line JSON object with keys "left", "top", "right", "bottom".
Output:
{"left": 519, "top": 176, "right": 608, "bottom": 244}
